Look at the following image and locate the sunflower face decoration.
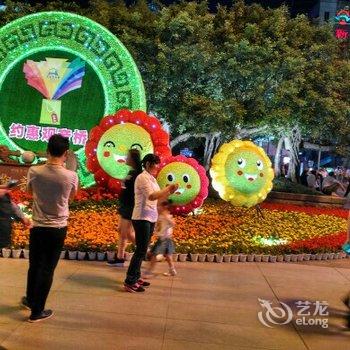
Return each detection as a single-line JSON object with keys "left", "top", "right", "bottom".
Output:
{"left": 96, "top": 123, "right": 153, "bottom": 180}
{"left": 85, "top": 109, "right": 171, "bottom": 193}
{"left": 210, "top": 140, "right": 274, "bottom": 208}
{"left": 157, "top": 156, "right": 209, "bottom": 214}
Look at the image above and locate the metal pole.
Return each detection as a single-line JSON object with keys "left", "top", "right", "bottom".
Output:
{"left": 317, "top": 148, "right": 322, "bottom": 169}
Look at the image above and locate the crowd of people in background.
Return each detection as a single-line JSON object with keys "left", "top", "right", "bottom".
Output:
{"left": 300, "top": 167, "right": 350, "bottom": 198}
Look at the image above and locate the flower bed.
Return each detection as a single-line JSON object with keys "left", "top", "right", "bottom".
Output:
{"left": 8, "top": 188, "right": 348, "bottom": 256}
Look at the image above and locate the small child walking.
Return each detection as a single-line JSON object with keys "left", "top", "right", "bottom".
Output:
{"left": 144, "top": 200, "right": 176, "bottom": 277}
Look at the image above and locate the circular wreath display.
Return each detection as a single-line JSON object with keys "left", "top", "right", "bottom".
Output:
{"left": 85, "top": 109, "right": 171, "bottom": 193}
{"left": 156, "top": 155, "right": 209, "bottom": 215}
{"left": 210, "top": 140, "right": 274, "bottom": 208}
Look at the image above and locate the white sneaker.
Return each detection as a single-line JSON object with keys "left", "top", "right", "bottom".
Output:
{"left": 163, "top": 268, "right": 177, "bottom": 276}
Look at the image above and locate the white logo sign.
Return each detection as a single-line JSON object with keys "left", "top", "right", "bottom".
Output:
{"left": 258, "top": 298, "right": 329, "bottom": 329}
{"left": 258, "top": 298, "right": 293, "bottom": 328}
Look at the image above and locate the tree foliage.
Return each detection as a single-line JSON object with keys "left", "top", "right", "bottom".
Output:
{"left": 0, "top": 0, "right": 349, "bottom": 147}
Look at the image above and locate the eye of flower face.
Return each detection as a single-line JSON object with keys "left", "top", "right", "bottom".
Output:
{"left": 167, "top": 173, "right": 175, "bottom": 182}
{"left": 183, "top": 174, "right": 190, "bottom": 183}
{"left": 237, "top": 158, "right": 246, "bottom": 168}
{"left": 131, "top": 143, "right": 143, "bottom": 151}
{"left": 256, "top": 160, "right": 263, "bottom": 170}
{"left": 103, "top": 141, "right": 115, "bottom": 148}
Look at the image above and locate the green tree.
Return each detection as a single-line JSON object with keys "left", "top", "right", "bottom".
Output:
{"left": 0, "top": 0, "right": 349, "bottom": 175}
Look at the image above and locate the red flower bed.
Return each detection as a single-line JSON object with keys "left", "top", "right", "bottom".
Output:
{"left": 9, "top": 189, "right": 32, "bottom": 204}
{"left": 9, "top": 187, "right": 118, "bottom": 204}
{"left": 261, "top": 202, "right": 348, "bottom": 219}
{"left": 288, "top": 232, "right": 347, "bottom": 253}
{"left": 73, "top": 187, "right": 118, "bottom": 202}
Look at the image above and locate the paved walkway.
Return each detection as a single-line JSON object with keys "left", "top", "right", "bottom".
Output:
{"left": 1, "top": 258, "right": 350, "bottom": 350}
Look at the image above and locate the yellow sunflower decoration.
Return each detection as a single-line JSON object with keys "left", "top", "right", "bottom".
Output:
{"left": 210, "top": 140, "right": 274, "bottom": 207}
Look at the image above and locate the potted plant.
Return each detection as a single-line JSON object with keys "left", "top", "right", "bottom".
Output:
{"left": 283, "top": 247, "right": 292, "bottom": 262}
{"left": 322, "top": 252, "right": 329, "bottom": 260}
{"left": 215, "top": 252, "right": 224, "bottom": 263}
{"left": 197, "top": 247, "right": 207, "bottom": 262}
{"left": 262, "top": 254, "right": 270, "bottom": 263}
{"left": 269, "top": 255, "right": 277, "bottom": 263}
{"left": 272, "top": 246, "right": 284, "bottom": 262}
{"left": 291, "top": 253, "right": 298, "bottom": 262}
{"left": 304, "top": 253, "right": 311, "bottom": 261}
{"left": 125, "top": 244, "right": 135, "bottom": 261}
{"left": 204, "top": 245, "right": 215, "bottom": 262}
{"left": 328, "top": 250, "right": 335, "bottom": 260}
{"left": 87, "top": 251, "right": 97, "bottom": 261}
{"left": 277, "top": 254, "right": 284, "bottom": 262}
{"left": 190, "top": 245, "right": 199, "bottom": 262}
{"left": 253, "top": 247, "right": 263, "bottom": 262}
{"left": 22, "top": 244, "right": 30, "bottom": 259}
{"left": 1, "top": 247, "right": 11, "bottom": 258}
{"left": 297, "top": 253, "right": 304, "bottom": 262}
{"left": 231, "top": 254, "right": 239, "bottom": 262}
{"left": 206, "top": 243, "right": 220, "bottom": 262}
{"left": 190, "top": 253, "right": 199, "bottom": 262}
{"left": 316, "top": 253, "right": 323, "bottom": 260}
{"left": 215, "top": 246, "right": 225, "bottom": 263}
{"left": 65, "top": 242, "right": 77, "bottom": 260}
{"left": 97, "top": 247, "right": 106, "bottom": 261}
{"left": 11, "top": 244, "right": 22, "bottom": 259}
{"left": 223, "top": 248, "right": 232, "bottom": 263}
{"left": 77, "top": 241, "right": 89, "bottom": 261}
{"left": 177, "top": 244, "right": 189, "bottom": 262}
{"left": 274, "top": 244, "right": 287, "bottom": 261}
{"left": 246, "top": 247, "right": 255, "bottom": 262}
{"left": 315, "top": 247, "right": 323, "bottom": 260}
{"left": 68, "top": 250, "right": 77, "bottom": 260}
{"left": 86, "top": 242, "right": 97, "bottom": 261}
{"left": 97, "top": 251, "right": 106, "bottom": 261}
{"left": 106, "top": 243, "right": 116, "bottom": 262}
{"left": 239, "top": 253, "right": 247, "bottom": 263}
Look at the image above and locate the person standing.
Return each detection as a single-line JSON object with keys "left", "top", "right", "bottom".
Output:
{"left": 22, "top": 135, "right": 78, "bottom": 322}
{"left": 307, "top": 170, "right": 317, "bottom": 189}
{"left": 107, "top": 149, "right": 142, "bottom": 267}
{"left": 124, "top": 154, "right": 177, "bottom": 293}
{"left": 300, "top": 169, "right": 309, "bottom": 187}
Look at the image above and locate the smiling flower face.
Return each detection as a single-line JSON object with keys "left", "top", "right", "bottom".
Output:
{"left": 96, "top": 123, "right": 153, "bottom": 179}
{"left": 156, "top": 156, "right": 209, "bottom": 214}
{"left": 225, "top": 150, "right": 267, "bottom": 195}
{"left": 210, "top": 140, "right": 274, "bottom": 208}
{"left": 157, "top": 162, "right": 201, "bottom": 205}
{"left": 85, "top": 109, "right": 171, "bottom": 194}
